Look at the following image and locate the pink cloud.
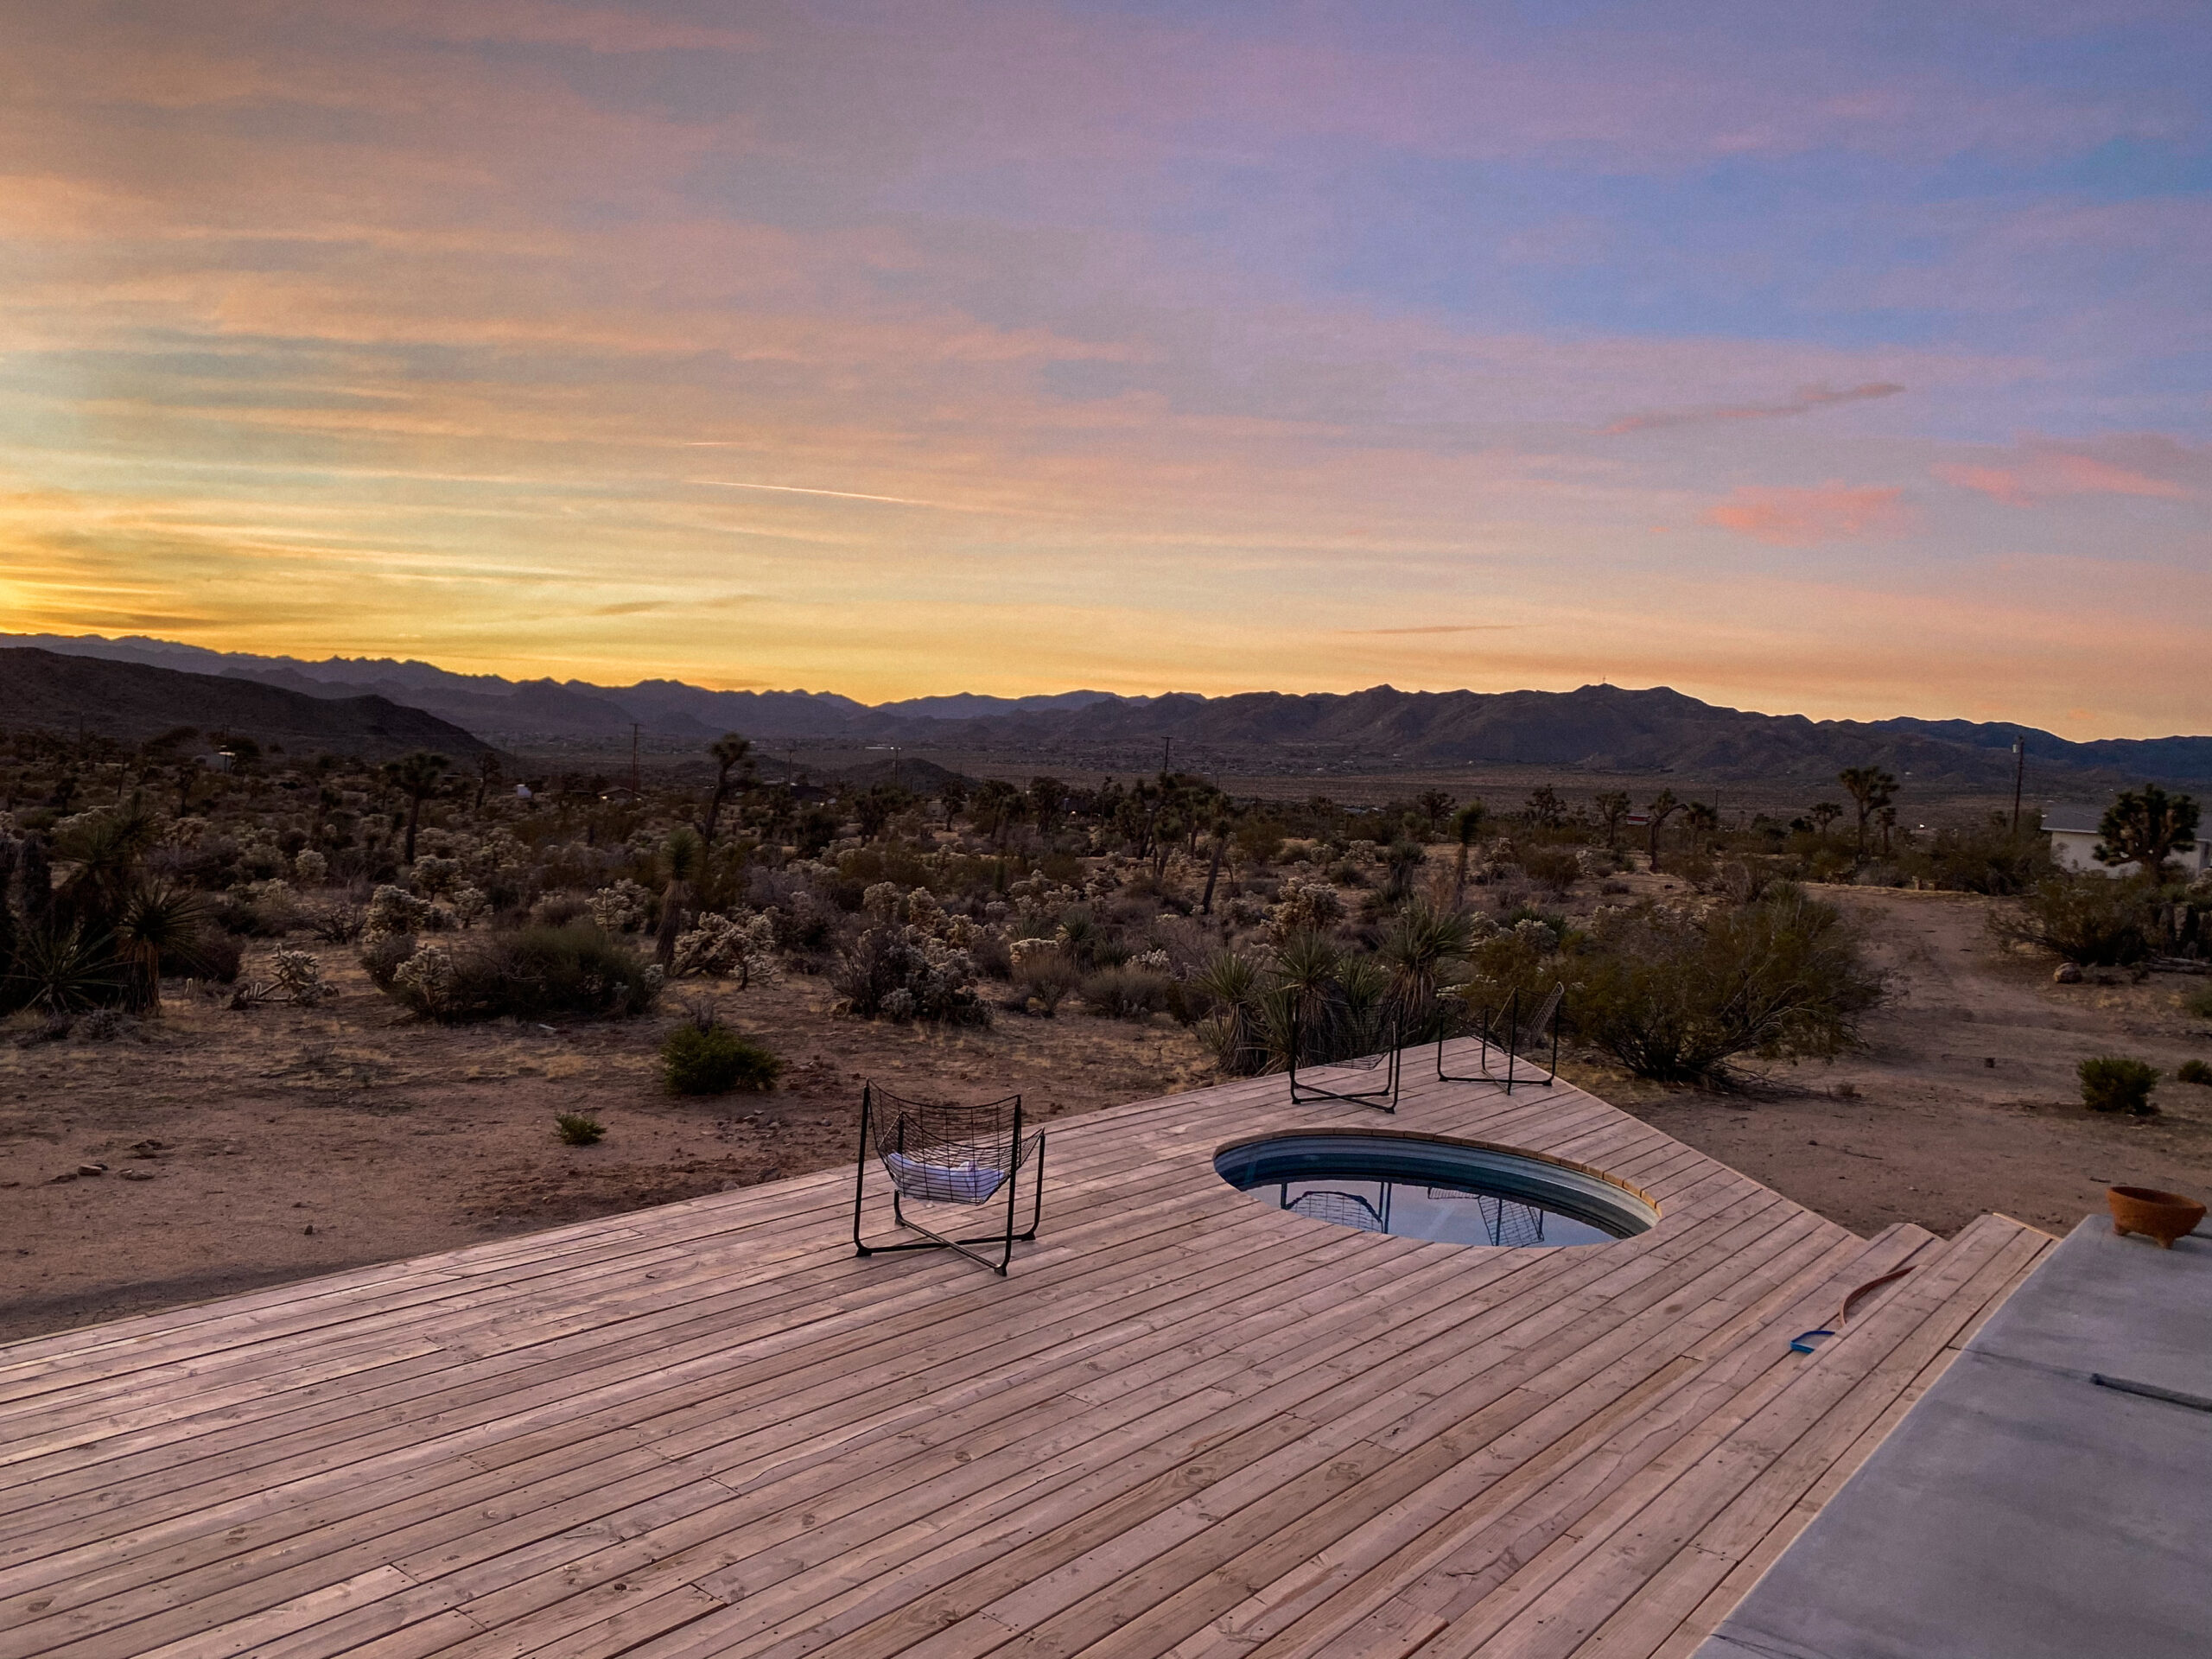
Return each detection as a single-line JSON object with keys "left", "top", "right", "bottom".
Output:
{"left": 1703, "top": 484, "right": 1918, "bottom": 546}
{"left": 1934, "top": 441, "right": 2197, "bottom": 506}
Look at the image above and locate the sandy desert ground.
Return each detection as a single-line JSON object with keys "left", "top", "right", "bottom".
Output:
{"left": 3, "top": 885, "right": 2209, "bottom": 1344}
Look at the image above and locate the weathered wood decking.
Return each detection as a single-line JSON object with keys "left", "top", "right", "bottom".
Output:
{"left": 0, "top": 1044, "right": 2052, "bottom": 1659}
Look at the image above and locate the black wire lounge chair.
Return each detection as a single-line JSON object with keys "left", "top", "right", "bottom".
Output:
{"left": 1435, "top": 982, "right": 1563, "bottom": 1093}
{"left": 1287, "top": 1013, "right": 1402, "bottom": 1112}
{"left": 851, "top": 1084, "right": 1046, "bottom": 1275}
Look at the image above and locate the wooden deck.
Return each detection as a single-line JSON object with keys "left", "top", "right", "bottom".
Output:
{"left": 0, "top": 1043, "right": 2053, "bottom": 1659}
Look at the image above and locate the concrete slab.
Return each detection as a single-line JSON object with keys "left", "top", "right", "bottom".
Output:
{"left": 1695, "top": 1214, "right": 2212, "bottom": 1659}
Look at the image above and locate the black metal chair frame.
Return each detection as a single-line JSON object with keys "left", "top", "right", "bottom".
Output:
{"left": 1287, "top": 1013, "right": 1402, "bottom": 1112}
{"left": 851, "top": 1083, "right": 1046, "bottom": 1275}
{"left": 1435, "top": 982, "right": 1563, "bottom": 1094}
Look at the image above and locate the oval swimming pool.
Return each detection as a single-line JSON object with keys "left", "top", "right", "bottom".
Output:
{"left": 1215, "top": 1133, "right": 1657, "bottom": 1247}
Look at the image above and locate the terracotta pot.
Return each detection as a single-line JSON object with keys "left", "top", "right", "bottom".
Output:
{"left": 2107, "top": 1185, "right": 2207, "bottom": 1249}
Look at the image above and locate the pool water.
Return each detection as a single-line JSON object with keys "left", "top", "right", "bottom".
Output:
{"left": 1216, "top": 1134, "right": 1656, "bottom": 1246}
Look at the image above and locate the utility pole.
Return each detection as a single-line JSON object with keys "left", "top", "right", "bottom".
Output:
{"left": 1161, "top": 736, "right": 1172, "bottom": 777}
{"left": 2010, "top": 735, "right": 2025, "bottom": 835}
{"left": 630, "top": 723, "right": 641, "bottom": 795}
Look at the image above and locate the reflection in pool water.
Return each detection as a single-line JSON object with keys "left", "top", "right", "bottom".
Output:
{"left": 1270, "top": 1179, "right": 1619, "bottom": 1247}
{"left": 1216, "top": 1134, "right": 1656, "bottom": 1247}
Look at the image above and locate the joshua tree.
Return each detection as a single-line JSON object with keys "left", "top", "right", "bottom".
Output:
{"left": 1028, "top": 776, "right": 1066, "bottom": 831}
{"left": 1808, "top": 801, "right": 1844, "bottom": 837}
{"left": 1199, "top": 800, "right": 1241, "bottom": 916}
{"left": 1878, "top": 804, "right": 1898, "bottom": 856}
{"left": 383, "top": 751, "right": 450, "bottom": 865}
{"left": 1683, "top": 800, "right": 1719, "bottom": 851}
{"left": 1838, "top": 766, "right": 1899, "bottom": 859}
{"left": 1524, "top": 786, "right": 1564, "bottom": 830}
{"left": 1645, "top": 789, "right": 1681, "bottom": 872}
{"left": 972, "top": 779, "right": 1022, "bottom": 847}
{"left": 698, "top": 733, "right": 756, "bottom": 842}
{"left": 1592, "top": 791, "right": 1631, "bottom": 849}
{"left": 474, "top": 750, "right": 504, "bottom": 811}
{"left": 937, "top": 777, "right": 969, "bottom": 826}
{"left": 655, "top": 827, "right": 703, "bottom": 968}
{"left": 2095, "top": 785, "right": 2200, "bottom": 878}
{"left": 1415, "top": 789, "right": 1456, "bottom": 833}
{"left": 1449, "top": 802, "right": 1487, "bottom": 907}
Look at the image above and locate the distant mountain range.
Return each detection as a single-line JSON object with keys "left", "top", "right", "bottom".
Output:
{"left": 0, "top": 647, "right": 489, "bottom": 760}
{"left": 3, "top": 632, "right": 2208, "bottom": 791}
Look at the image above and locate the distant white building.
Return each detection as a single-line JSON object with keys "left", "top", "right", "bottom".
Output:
{"left": 2044, "top": 802, "right": 2211, "bottom": 877}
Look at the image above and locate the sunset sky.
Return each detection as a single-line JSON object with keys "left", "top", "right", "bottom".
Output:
{"left": 2, "top": 2, "right": 2207, "bottom": 732}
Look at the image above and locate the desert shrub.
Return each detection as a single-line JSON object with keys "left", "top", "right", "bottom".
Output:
{"left": 2185, "top": 984, "right": 2212, "bottom": 1021}
{"left": 359, "top": 931, "right": 416, "bottom": 989}
{"left": 1573, "top": 887, "right": 1884, "bottom": 1084}
{"left": 1014, "top": 949, "right": 1084, "bottom": 1015}
{"left": 1522, "top": 848, "right": 1581, "bottom": 895}
{"left": 834, "top": 925, "right": 988, "bottom": 1024}
{"left": 383, "top": 923, "right": 661, "bottom": 1021}
{"left": 213, "top": 880, "right": 301, "bottom": 938}
{"left": 2079, "top": 1055, "right": 2158, "bottom": 1115}
{"left": 662, "top": 1020, "right": 781, "bottom": 1094}
{"left": 1993, "top": 877, "right": 2156, "bottom": 966}
{"left": 1914, "top": 823, "right": 2050, "bottom": 894}
{"left": 555, "top": 1112, "right": 605, "bottom": 1146}
{"left": 304, "top": 902, "right": 365, "bottom": 944}
{"left": 530, "top": 891, "right": 591, "bottom": 927}
{"left": 1081, "top": 966, "right": 1172, "bottom": 1019}
{"left": 2176, "top": 1059, "right": 2212, "bottom": 1087}
{"left": 969, "top": 929, "right": 1012, "bottom": 979}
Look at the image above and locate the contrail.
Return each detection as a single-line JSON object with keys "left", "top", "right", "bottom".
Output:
{"left": 690, "top": 479, "right": 942, "bottom": 507}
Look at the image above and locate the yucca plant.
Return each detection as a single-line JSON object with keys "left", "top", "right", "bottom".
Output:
{"left": 3, "top": 923, "right": 126, "bottom": 1015}
{"left": 1377, "top": 899, "right": 1473, "bottom": 1035}
{"left": 117, "top": 882, "right": 207, "bottom": 1014}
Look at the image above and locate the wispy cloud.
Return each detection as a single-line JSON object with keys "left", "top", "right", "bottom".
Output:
{"left": 1934, "top": 440, "right": 2197, "bottom": 506}
{"left": 1601, "top": 383, "right": 1904, "bottom": 435}
{"left": 1703, "top": 484, "right": 1919, "bottom": 546}
{"left": 1336, "top": 623, "right": 1522, "bottom": 636}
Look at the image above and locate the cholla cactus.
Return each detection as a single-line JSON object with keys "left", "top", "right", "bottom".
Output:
{"left": 1007, "top": 935, "right": 1060, "bottom": 968}
{"left": 450, "top": 886, "right": 491, "bottom": 927}
{"left": 1130, "top": 948, "right": 1173, "bottom": 974}
{"left": 671, "top": 911, "right": 779, "bottom": 986}
{"left": 391, "top": 943, "right": 455, "bottom": 1015}
{"left": 861, "top": 880, "right": 904, "bottom": 921}
{"left": 268, "top": 949, "right": 334, "bottom": 1006}
{"left": 1265, "top": 877, "right": 1345, "bottom": 946}
{"left": 905, "top": 887, "right": 947, "bottom": 934}
{"left": 588, "top": 879, "right": 652, "bottom": 932}
{"left": 411, "top": 855, "right": 463, "bottom": 897}
{"left": 364, "top": 883, "right": 438, "bottom": 944}
{"left": 291, "top": 849, "right": 329, "bottom": 886}
{"left": 161, "top": 816, "right": 209, "bottom": 848}
{"left": 1510, "top": 918, "right": 1560, "bottom": 953}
